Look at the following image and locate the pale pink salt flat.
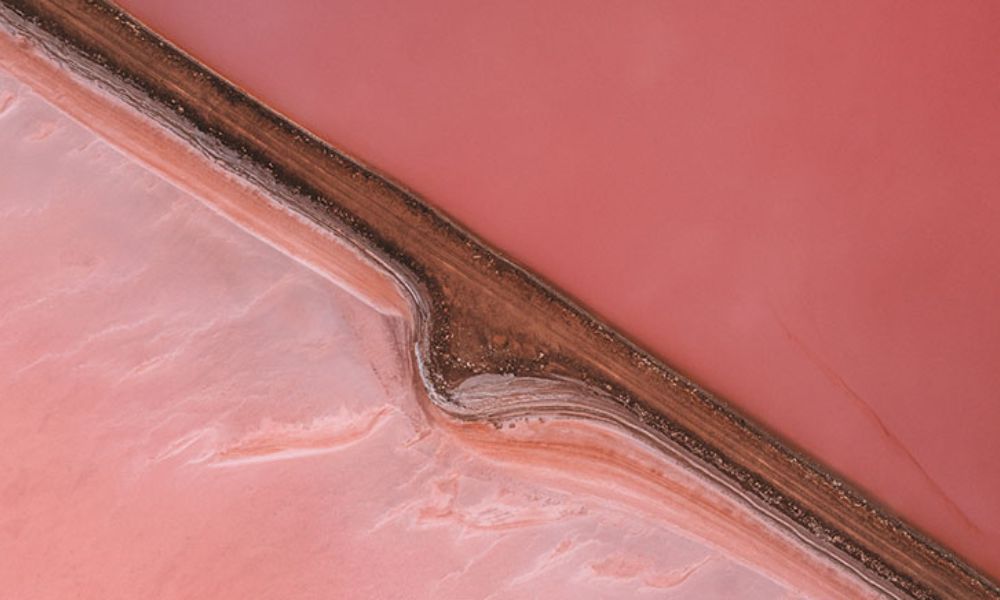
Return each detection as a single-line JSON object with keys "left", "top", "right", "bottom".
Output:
{"left": 0, "top": 67, "right": 881, "bottom": 599}
{"left": 115, "top": 0, "right": 1000, "bottom": 576}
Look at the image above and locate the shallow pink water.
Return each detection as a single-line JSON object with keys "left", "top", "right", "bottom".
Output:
{"left": 0, "top": 65, "right": 885, "bottom": 599}
{"left": 115, "top": 0, "right": 1000, "bottom": 576}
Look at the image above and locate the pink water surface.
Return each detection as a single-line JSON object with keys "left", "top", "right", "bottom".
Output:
{"left": 0, "top": 65, "right": 886, "bottom": 599}
{"left": 115, "top": 0, "right": 1000, "bottom": 577}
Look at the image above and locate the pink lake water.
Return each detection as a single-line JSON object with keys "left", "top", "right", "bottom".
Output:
{"left": 114, "top": 0, "right": 1000, "bottom": 577}
{"left": 0, "top": 60, "right": 886, "bottom": 598}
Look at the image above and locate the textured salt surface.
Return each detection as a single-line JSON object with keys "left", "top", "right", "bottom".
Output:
{"left": 115, "top": 0, "right": 1000, "bottom": 576}
{"left": 0, "top": 68, "right": 873, "bottom": 598}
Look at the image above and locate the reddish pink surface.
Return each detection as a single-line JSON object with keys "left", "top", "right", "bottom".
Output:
{"left": 1, "top": 66, "right": 877, "bottom": 599}
{"left": 117, "top": 1, "right": 1000, "bottom": 576}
